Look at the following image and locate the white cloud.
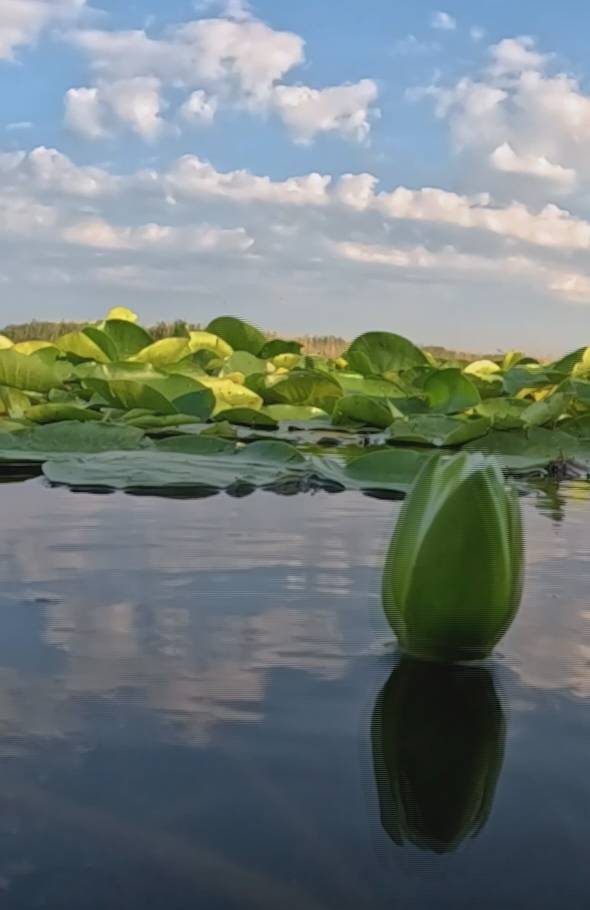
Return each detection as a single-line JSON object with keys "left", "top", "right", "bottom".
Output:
{"left": 62, "top": 217, "right": 253, "bottom": 252}
{"left": 65, "top": 77, "right": 165, "bottom": 139}
{"left": 490, "top": 142, "right": 576, "bottom": 187}
{"left": 65, "top": 15, "right": 379, "bottom": 143}
{"left": 163, "top": 154, "right": 332, "bottom": 205}
{"left": 179, "top": 90, "right": 218, "bottom": 124}
{"left": 417, "top": 36, "right": 590, "bottom": 194}
{"left": 0, "top": 146, "right": 119, "bottom": 196}
{"left": 0, "top": 0, "right": 86, "bottom": 60}
{"left": 0, "top": 192, "right": 58, "bottom": 235}
{"left": 270, "top": 79, "right": 379, "bottom": 143}
{"left": 6, "top": 121, "right": 33, "bottom": 131}
{"left": 431, "top": 11, "right": 456, "bottom": 31}
{"left": 470, "top": 26, "right": 485, "bottom": 42}
{"left": 488, "top": 36, "right": 547, "bottom": 77}
{"left": 68, "top": 19, "right": 304, "bottom": 102}
{"left": 64, "top": 86, "right": 104, "bottom": 138}
{"left": 334, "top": 239, "right": 590, "bottom": 304}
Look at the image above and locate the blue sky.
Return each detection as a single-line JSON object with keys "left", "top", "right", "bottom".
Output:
{"left": 1, "top": 0, "right": 590, "bottom": 352}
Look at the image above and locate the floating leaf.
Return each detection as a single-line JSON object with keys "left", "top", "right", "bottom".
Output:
{"left": 475, "top": 397, "right": 529, "bottom": 430}
{"left": 0, "top": 421, "right": 147, "bottom": 462}
{"left": 214, "top": 408, "right": 278, "bottom": 428}
{"left": 100, "top": 319, "right": 153, "bottom": 359}
{"left": 332, "top": 395, "right": 400, "bottom": 428}
{"left": 262, "top": 404, "right": 329, "bottom": 423}
{"left": 25, "top": 403, "right": 102, "bottom": 423}
{"left": 106, "top": 306, "right": 138, "bottom": 322}
{"left": 388, "top": 415, "right": 490, "bottom": 447}
{"left": 206, "top": 316, "right": 266, "bottom": 355}
{"left": 0, "top": 349, "right": 71, "bottom": 392}
{"left": 346, "top": 332, "right": 428, "bottom": 377}
{"left": 424, "top": 368, "right": 481, "bottom": 415}
{"left": 259, "top": 339, "right": 302, "bottom": 358}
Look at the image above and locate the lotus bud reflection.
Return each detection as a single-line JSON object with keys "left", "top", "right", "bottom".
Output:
{"left": 372, "top": 658, "right": 506, "bottom": 854}
{"left": 382, "top": 452, "right": 523, "bottom": 663}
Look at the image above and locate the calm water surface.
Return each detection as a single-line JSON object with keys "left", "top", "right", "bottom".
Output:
{"left": 0, "top": 478, "right": 587, "bottom": 909}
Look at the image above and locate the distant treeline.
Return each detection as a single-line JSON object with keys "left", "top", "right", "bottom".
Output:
{"left": 1, "top": 319, "right": 494, "bottom": 362}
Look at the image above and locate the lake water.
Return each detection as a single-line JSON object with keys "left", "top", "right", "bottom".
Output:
{"left": 0, "top": 478, "right": 587, "bottom": 909}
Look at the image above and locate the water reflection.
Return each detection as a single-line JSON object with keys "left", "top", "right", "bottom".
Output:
{"left": 371, "top": 658, "right": 506, "bottom": 854}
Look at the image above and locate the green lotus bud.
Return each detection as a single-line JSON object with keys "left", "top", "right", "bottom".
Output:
{"left": 382, "top": 452, "right": 523, "bottom": 663}
{"left": 372, "top": 658, "right": 506, "bottom": 853}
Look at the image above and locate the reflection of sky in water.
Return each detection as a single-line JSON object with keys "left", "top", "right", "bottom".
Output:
{"left": 0, "top": 479, "right": 587, "bottom": 908}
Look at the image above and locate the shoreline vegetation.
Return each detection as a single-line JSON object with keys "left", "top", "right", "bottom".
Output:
{"left": 1, "top": 320, "right": 497, "bottom": 364}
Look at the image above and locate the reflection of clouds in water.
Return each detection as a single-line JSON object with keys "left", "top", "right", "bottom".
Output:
{"left": 503, "top": 489, "right": 590, "bottom": 698}
{"left": 0, "top": 477, "right": 588, "bottom": 759}
{"left": 0, "top": 484, "right": 388, "bottom": 751}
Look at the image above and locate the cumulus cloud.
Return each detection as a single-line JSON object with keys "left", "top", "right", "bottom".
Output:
{"left": 270, "top": 79, "right": 379, "bottom": 143}
{"left": 163, "top": 154, "right": 332, "bottom": 204}
{"left": 488, "top": 36, "right": 547, "bottom": 77}
{"left": 416, "top": 35, "right": 590, "bottom": 195}
{"left": 64, "top": 13, "right": 379, "bottom": 142}
{"left": 431, "top": 11, "right": 456, "bottom": 31}
{"left": 62, "top": 218, "right": 254, "bottom": 252}
{"left": 0, "top": 0, "right": 86, "bottom": 59}
{"left": 334, "top": 240, "right": 590, "bottom": 304}
{"left": 0, "top": 145, "right": 119, "bottom": 196}
{"left": 65, "top": 77, "right": 166, "bottom": 139}
{"left": 489, "top": 142, "right": 576, "bottom": 187}
{"left": 67, "top": 19, "right": 304, "bottom": 102}
{"left": 179, "top": 90, "right": 218, "bottom": 124}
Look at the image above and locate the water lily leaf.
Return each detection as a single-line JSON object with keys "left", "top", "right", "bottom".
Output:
{"left": 25, "top": 403, "right": 102, "bottom": 423}
{"left": 12, "top": 341, "right": 57, "bottom": 355}
{"left": 85, "top": 375, "right": 214, "bottom": 419}
{"left": 132, "top": 337, "right": 191, "bottom": 366}
{"left": 124, "top": 413, "right": 204, "bottom": 429}
{"left": 464, "top": 427, "right": 579, "bottom": 473}
{"left": 262, "top": 404, "right": 329, "bottom": 422}
{"left": 0, "top": 421, "right": 147, "bottom": 462}
{"left": 221, "top": 351, "right": 267, "bottom": 377}
{"left": 206, "top": 316, "right": 266, "bottom": 355}
{"left": 316, "top": 448, "right": 430, "bottom": 493}
{"left": 55, "top": 329, "right": 114, "bottom": 363}
{"left": 463, "top": 360, "right": 501, "bottom": 377}
{"left": 475, "top": 397, "right": 529, "bottom": 429}
{"left": 559, "top": 414, "right": 590, "bottom": 438}
{"left": 424, "top": 369, "right": 481, "bottom": 414}
{"left": 389, "top": 415, "right": 490, "bottom": 447}
{"left": 503, "top": 366, "right": 552, "bottom": 396}
{"left": 336, "top": 373, "right": 408, "bottom": 398}
{"left": 155, "top": 435, "right": 235, "bottom": 455}
{"left": 269, "top": 370, "right": 343, "bottom": 413}
{"left": 106, "top": 306, "right": 138, "bottom": 322}
{"left": 0, "top": 386, "right": 30, "bottom": 418}
{"left": 502, "top": 351, "right": 526, "bottom": 370}
{"left": 42, "top": 440, "right": 308, "bottom": 491}
{"left": 0, "top": 418, "right": 28, "bottom": 433}
{"left": 562, "top": 378, "right": 590, "bottom": 408}
{"left": 346, "top": 332, "right": 428, "bottom": 377}
{"left": 332, "top": 395, "right": 400, "bottom": 428}
{"left": 521, "top": 392, "right": 570, "bottom": 427}
{"left": 187, "top": 331, "right": 233, "bottom": 359}
{"left": 259, "top": 339, "right": 302, "bottom": 358}
{"left": 0, "top": 349, "right": 71, "bottom": 392}
{"left": 214, "top": 408, "right": 278, "bottom": 428}
{"left": 100, "top": 319, "right": 153, "bottom": 360}
{"left": 196, "top": 377, "right": 263, "bottom": 414}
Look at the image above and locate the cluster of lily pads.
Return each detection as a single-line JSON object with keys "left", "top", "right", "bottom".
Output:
{"left": 1, "top": 306, "right": 590, "bottom": 494}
